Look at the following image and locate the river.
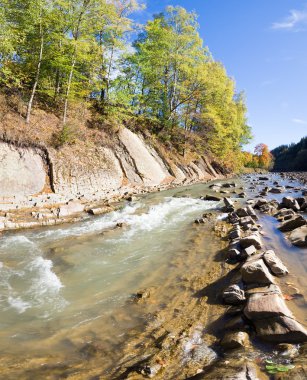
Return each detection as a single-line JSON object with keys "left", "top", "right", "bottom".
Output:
{"left": 0, "top": 175, "right": 306, "bottom": 379}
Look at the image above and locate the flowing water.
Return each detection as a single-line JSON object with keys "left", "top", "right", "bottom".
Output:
{"left": 0, "top": 182, "right": 228, "bottom": 376}
{"left": 0, "top": 176, "right": 306, "bottom": 379}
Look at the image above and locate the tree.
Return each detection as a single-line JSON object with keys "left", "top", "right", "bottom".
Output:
{"left": 254, "top": 143, "right": 273, "bottom": 169}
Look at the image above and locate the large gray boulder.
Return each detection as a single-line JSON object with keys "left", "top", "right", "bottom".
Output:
{"left": 289, "top": 226, "right": 307, "bottom": 247}
{"left": 263, "top": 250, "right": 288, "bottom": 276}
{"left": 278, "top": 215, "right": 306, "bottom": 232}
{"left": 241, "top": 259, "right": 275, "bottom": 285}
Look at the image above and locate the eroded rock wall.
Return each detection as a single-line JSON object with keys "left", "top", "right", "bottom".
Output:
{"left": 0, "top": 142, "right": 46, "bottom": 197}
{"left": 0, "top": 127, "right": 223, "bottom": 210}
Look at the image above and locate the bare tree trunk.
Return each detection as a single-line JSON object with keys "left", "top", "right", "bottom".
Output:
{"left": 26, "top": 20, "right": 44, "bottom": 124}
{"left": 105, "top": 43, "right": 115, "bottom": 101}
{"left": 63, "top": 55, "right": 76, "bottom": 124}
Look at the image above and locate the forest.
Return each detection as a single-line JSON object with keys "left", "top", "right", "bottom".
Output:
{"left": 271, "top": 136, "right": 307, "bottom": 171}
{"left": 0, "top": 0, "right": 252, "bottom": 170}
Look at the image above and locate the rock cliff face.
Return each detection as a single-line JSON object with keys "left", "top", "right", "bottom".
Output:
{"left": 0, "top": 127, "right": 224, "bottom": 214}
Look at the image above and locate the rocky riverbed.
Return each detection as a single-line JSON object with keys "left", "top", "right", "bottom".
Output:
{"left": 0, "top": 173, "right": 306, "bottom": 379}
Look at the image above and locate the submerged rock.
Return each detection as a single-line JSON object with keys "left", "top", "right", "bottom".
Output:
{"left": 221, "top": 331, "right": 250, "bottom": 350}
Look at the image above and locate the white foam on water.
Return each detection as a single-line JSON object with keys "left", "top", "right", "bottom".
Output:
{"left": 7, "top": 296, "right": 31, "bottom": 314}
{"left": 114, "top": 197, "right": 218, "bottom": 240}
{"left": 0, "top": 235, "right": 36, "bottom": 251}
{"left": 27, "top": 256, "right": 63, "bottom": 296}
{"left": 32, "top": 203, "right": 141, "bottom": 241}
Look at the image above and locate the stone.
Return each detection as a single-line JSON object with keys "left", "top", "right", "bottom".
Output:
{"left": 227, "top": 248, "right": 242, "bottom": 261}
{"left": 289, "top": 226, "right": 307, "bottom": 247}
{"left": 254, "top": 316, "right": 307, "bottom": 343}
{"left": 223, "top": 182, "right": 236, "bottom": 188}
{"left": 269, "top": 187, "right": 285, "bottom": 194}
{"left": 243, "top": 245, "right": 257, "bottom": 257}
{"left": 236, "top": 208, "right": 249, "bottom": 217}
{"left": 221, "top": 331, "right": 250, "bottom": 350}
{"left": 203, "top": 194, "right": 222, "bottom": 201}
{"left": 259, "top": 176, "right": 269, "bottom": 180}
{"left": 58, "top": 200, "right": 85, "bottom": 217}
{"left": 240, "top": 234, "right": 262, "bottom": 250}
{"left": 254, "top": 198, "right": 268, "bottom": 209}
{"left": 229, "top": 229, "right": 241, "bottom": 240}
{"left": 280, "top": 196, "right": 300, "bottom": 211}
{"left": 241, "top": 259, "right": 275, "bottom": 285}
{"left": 246, "top": 206, "right": 258, "bottom": 219}
{"left": 223, "top": 285, "right": 246, "bottom": 305}
{"left": 263, "top": 250, "right": 288, "bottom": 276}
{"left": 244, "top": 292, "right": 293, "bottom": 320}
{"left": 276, "top": 343, "right": 300, "bottom": 358}
{"left": 274, "top": 208, "right": 296, "bottom": 219}
{"left": 195, "top": 218, "right": 205, "bottom": 224}
{"left": 278, "top": 215, "right": 306, "bottom": 232}
{"left": 224, "top": 197, "right": 235, "bottom": 212}
{"left": 87, "top": 206, "right": 109, "bottom": 215}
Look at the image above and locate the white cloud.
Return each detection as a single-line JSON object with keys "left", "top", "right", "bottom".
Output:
{"left": 272, "top": 7, "right": 307, "bottom": 30}
{"left": 292, "top": 118, "right": 307, "bottom": 125}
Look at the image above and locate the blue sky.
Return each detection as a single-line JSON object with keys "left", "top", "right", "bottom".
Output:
{"left": 135, "top": 1, "right": 307, "bottom": 151}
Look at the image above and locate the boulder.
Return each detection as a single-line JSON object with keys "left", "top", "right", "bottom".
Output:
{"left": 254, "top": 198, "right": 268, "bottom": 209}
{"left": 274, "top": 208, "right": 295, "bottom": 219}
{"left": 289, "top": 226, "right": 307, "bottom": 247}
{"left": 223, "top": 285, "right": 246, "bottom": 305}
{"left": 229, "top": 229, "right": 241, "bottom": 240}
{"left": 240, "top": 234, "right": 262, "bottom": 250}
{"left": 244, "top": 292, "right": 293, "bottom": 320}
{"left": 236, "top": 208, "right": 249, "bottom": 217}
{"left": 263, "top": 250, "right": 288, "bottom": 276}
{"left": 278, "top": 215, "right": 306, "bottom": 232}
{"left": 224, "top": 197, "right": 235, "bottom": 212}
{"left": 280, "top": 196, "right": 300, "bottom": 211}
{"left": 227, "top": 248, "right": 242, "bottom": 261}
{"left": 254, "top": 316, "right": 307, "bottom": 343}
{"left": 241, "top": 259, "right": 275, "bottom": 285}
{"left": 221, "top": 331, "right": 250, "bottom": 350}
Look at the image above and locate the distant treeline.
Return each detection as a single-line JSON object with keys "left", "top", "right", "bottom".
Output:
{"left": 271, "top": 136, "right": 307, "bottom": 171}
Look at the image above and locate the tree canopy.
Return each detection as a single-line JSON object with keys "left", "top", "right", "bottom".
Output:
{"left": 0, "top": 3, "right": 251, "bottom": 170}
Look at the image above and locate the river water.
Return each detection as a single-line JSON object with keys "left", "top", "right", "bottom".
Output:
{"left": 0, "top": 176, "right": 306, "bottom": 379}
{"left": 0, "top": 181, "right": 228, "bottom": 376}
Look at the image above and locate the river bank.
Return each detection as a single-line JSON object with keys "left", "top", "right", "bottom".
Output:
{"left": 0, "top": 127, "right": 227, "bottom": 234}
{"left": 0, "top": 173, "right": 306, "bottom": 379}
